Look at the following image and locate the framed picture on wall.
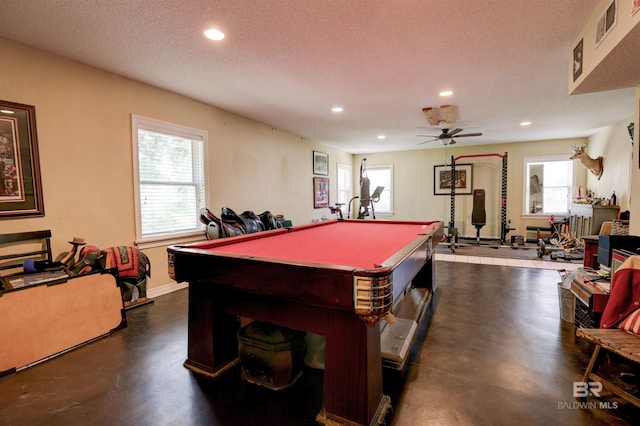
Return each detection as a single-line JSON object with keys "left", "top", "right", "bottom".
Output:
{"left": 573, "top": 38, "right": 583, "bottom": 82}
{"left": 313, "top": 150, "right": 329, "bottom": 175}
{"left": 0, "top": 100, "right": 45, "bottom": 219}
{"left": 313, "top": 177, "right": 330, "bottom": 208}
{"left": 434, "top": 164, "right": 472, "bottom": 195}
{"left": 595, "top": 0, "right": 617, "bottom": 47}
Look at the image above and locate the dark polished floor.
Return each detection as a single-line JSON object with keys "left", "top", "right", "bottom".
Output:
{"left": 1, "top": 262, "right": 639, "bottom": 425}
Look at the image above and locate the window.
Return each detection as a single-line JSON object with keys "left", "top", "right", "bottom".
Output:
{"left": 336, "top": 163, "right": 353, "bottom": 212}
{"left": 362, "top": 165, "right": 393, "bottom": 215}
{"left": 524, "top": 156, "right": 573, "bottom": 215}
{"left": 132, "top": 115, "right": 208, "bottom": 245}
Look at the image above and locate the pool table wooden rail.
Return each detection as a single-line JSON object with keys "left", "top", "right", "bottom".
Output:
{"left": 168, "top": 219, "right": 443, "bottom": 426}
{"left": 169, "top": 220, "right": 442, "bottom": 322}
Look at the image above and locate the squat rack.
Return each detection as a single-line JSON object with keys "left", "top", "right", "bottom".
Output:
{"left": 448, "top": 152, "right": 509, "bottom": 251}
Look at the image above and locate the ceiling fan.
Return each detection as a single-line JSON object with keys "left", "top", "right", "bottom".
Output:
{"left": 417, "top": 128, "right": 483, "bottom": 146}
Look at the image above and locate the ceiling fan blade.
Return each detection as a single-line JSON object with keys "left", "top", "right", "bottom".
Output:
{"left": 453, "top": 132, "right": 483, "bottom": 138}
{"left": 417, "top": 134, "right": 439, "bottom": 138}
{"left": 417, "top": 138, "right": 438, "bottom": 145}
{"left": 448, "top": 128, "right": 464, "bottom": 136}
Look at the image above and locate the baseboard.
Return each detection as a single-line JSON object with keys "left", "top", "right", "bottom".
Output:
{"left": 147, "top": 281, "right": 188, "bottom": 299}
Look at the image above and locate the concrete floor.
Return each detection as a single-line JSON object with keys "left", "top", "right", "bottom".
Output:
{"left": 1, "top": 261, "right": 638, "bottom": 425}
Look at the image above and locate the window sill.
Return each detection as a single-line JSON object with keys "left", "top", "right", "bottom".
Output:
{"left": 135, "top": 232, "right": 206, "bottom": 249}
{"left": 521, "top": 213, "right": 569, "bottom": 219}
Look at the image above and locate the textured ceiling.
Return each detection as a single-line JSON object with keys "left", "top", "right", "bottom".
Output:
{"left": 0, "top": 0, "right": 635, "bottom": 153}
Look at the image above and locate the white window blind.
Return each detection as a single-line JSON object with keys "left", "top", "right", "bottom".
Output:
{"left": 132, "top": 115, "right": 208, "bottom": 244}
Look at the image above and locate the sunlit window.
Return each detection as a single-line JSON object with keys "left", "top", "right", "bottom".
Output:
{"left": 337, "top": 163, "right": 353, "bottom": 214}
{"left": 363, "top": 165, "right": 393, "bottom": 215}
{"left": 524, "top": 156, "right": 573, "bottom": 215}
{"left": 132, "top": 115, "right": 208, "bottom": 244}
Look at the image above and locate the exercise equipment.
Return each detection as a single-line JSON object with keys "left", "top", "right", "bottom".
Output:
{"left": 471, "top": 189, "right": 486, "bottom": 243}
{"left": 535, "top": 216, "right": 582, "bottom": 260}
{"left": 358, "top": 158, "right": 371, "bottom": 219}
{"left": 329, "top": 203, "right": 345, "bottom": 219}
{"left": 447, "top": 152, "right": 512, "bottom": 252}
{"left": 356, "top": 159, "right": 384, "bottom": 219}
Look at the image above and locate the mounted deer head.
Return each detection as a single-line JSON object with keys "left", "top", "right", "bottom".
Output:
{"left": 570, "top": 143, "right": 603, "bottom": 180}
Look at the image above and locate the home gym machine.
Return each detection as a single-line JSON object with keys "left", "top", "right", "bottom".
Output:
{"left": 447, "top": 152, "right": 512, "bottom": 252}
{"left": 356, "top": 158, "right": 384, "bottom": 219}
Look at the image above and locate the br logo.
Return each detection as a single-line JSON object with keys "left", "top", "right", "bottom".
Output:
{"left": 573, "top": 381, "right": 602, "bottom": 398}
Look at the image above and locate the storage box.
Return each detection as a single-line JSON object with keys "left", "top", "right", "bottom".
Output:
{"left": 597, "top": 235, "right": 640, "bottom": 267}
{"left": 238, "top": 321, "right": 306, "bottom": 390}
{"left": 557, "top": 283, "right": 575, "bottom": 323}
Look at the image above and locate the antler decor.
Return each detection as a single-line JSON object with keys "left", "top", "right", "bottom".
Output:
{"left": 570, "top": 142, "right": 603, "bottom": 180}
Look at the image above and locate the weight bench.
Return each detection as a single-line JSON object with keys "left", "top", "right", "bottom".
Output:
{"left": 576, "top": 328, "right": 640, "bottom": 408}
{"left": 471, "top": 189, "right": 486, "bottom": 244}
{"left": 526, "top": 225, "right": 552, "bottom": 242}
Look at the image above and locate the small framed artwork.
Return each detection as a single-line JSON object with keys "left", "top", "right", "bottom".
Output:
{"left": 0, "top": 100, "right": 45, "bottom": 219}
{"left": 434, "top": 164, "right": 472, "bottom": 195}
{"left": 313, "top": 177, "right": 330, "bottom": 208}
{"left": 313, "top": 150, "right": 329, "bottom": 175}
{"left": 595, "top": 0, "right": 617, "bottom": 47}
{"left": 573, "top": 38, "right": 583, "bottom": 82}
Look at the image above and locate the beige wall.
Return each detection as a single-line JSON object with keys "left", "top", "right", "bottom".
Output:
{"left": 354, "top": 129, "right": 631, "bottom": 241}
{"left": 569, "top": 0, "right": 640, "bottom": 95}
{"left": 0, "top": 37, "right": 351, "bottom": 292}
{"left": 630, "top": 87, "right": 640, "bottom": 235}
{"left": 1, "top": 36, "right": 635, "bottom": 293}
{"left": 586, "top": 114, "right": 635, "bottom": 212}
{"left": 567, "top": 0, "right": 640, "bottom": 234}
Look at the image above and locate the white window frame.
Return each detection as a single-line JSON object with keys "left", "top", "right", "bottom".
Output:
{"left": 363, "top": 164, "right": 393, "bottom": 215}
{"left": 522, "top": 155, "right": 574, "bottom": 217}
{"left": 337, "top": 163, "right": 353, "bottom": 216}
{"left": 131, "top": 114, "right": 209, "bottom": 248}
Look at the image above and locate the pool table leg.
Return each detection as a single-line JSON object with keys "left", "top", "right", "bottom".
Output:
{"left": 317, "top": 310, "right": 391, "bottom": 426}
{"left": 183, "top": 283, "right": 240, "bottom": 378}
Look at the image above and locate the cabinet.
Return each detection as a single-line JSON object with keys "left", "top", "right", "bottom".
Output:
{"left": 570, "top": 204, "right": 619, "bottom": 238}
{"left": 582, "top": 235, "right": 599, "bottom": 269}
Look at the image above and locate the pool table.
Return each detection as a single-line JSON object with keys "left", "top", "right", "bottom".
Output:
{"left": 168, "top": 219, "right": 443, "bottom": 425}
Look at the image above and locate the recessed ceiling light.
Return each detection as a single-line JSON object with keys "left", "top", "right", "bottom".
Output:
{"left": 439, "top": 90, "right": 453, "bottom": 97}
{"left": 377, "top": 135, "right": 386, "bottom": 139}
{"left": 520, "top": 121, "right": 532, "bottom": 126}
{"left": 331, "top": 107, "right": 343, "bottom": 113}
{"left": 204, "top": 28, "right": 225, "bottom": 41}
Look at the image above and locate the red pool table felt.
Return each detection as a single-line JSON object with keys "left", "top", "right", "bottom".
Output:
{"left": 198, "top": 220, "right": 436, "bottom": 269}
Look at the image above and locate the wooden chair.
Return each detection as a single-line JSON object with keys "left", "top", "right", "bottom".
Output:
{"left": 576, "top": 328, "right": 640, "bottom": 408}
{"left": 0, "top": 230, "right": 53, "bottom": 275}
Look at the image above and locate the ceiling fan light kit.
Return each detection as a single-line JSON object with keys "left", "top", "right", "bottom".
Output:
{"left": 440, "top": 137, "right": 453, "bottom": 146}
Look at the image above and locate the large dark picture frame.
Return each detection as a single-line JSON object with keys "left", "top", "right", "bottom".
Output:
{"left": 434, "top": 164, "right": 472, "bottom": 195}
{"left": 0, "top": 100, "right": 45, "bottom": 219}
